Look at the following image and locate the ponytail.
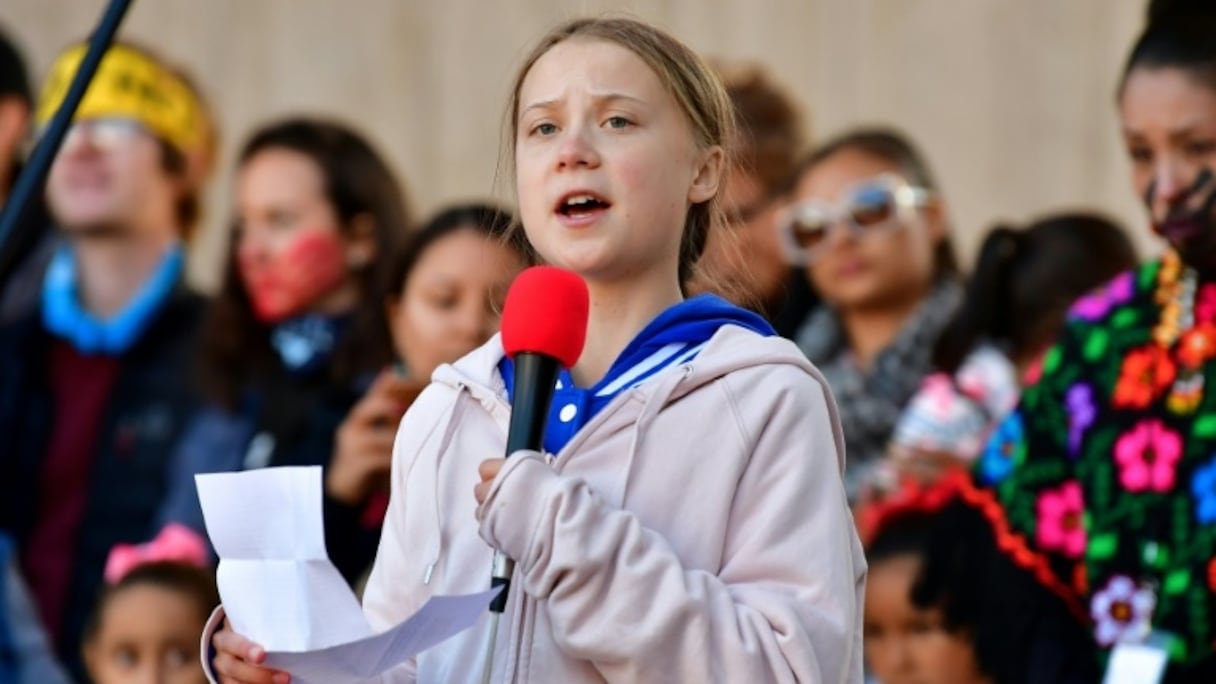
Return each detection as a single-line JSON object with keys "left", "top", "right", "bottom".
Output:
{"left": 932, "top": 226, "right": 1022, "bottom": 374}
{"left": 932, "top": 213, "right": 1137, "bottom": 376}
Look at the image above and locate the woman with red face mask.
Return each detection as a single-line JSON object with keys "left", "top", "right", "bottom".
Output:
{"left": 144, "top": 118, "right": 412, "bottom": 584}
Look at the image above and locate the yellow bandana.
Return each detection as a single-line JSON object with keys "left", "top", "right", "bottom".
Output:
{"left": 36, "top": 44, "right": 205, "bottom": 155}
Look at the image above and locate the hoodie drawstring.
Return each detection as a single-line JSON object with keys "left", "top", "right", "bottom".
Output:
{"left": 618, "top": 365, "right": 690, "bottom": 500}
{"left": 423, "top": 388, "right": 469, "bottom": 585}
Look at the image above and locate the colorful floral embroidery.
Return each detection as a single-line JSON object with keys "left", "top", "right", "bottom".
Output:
{"left": 1066, "top": 383, "right": 1095, "bottom": 455}
{"left": 1090, "top": 575, "right": 1155, "bottom": 647}
{"left": 1114, "top": 420, "right": 1182, "bottom": 493}
{"left": 978, "top": 412, "right": 1023, "bottom": 485}
{"left": 1036, "top": 481, "right": 1086, "bottom": 558}
{"left": 1178, "top": 324, "right": 1216, "bottom": 368}
{"left": 1113, "top": 346, "right": 1176, "bottom": 409}
{"left": 1196, "top": 283, "right": 1216, "bottom": 325}
{"left": 1192, "top": 457, "right": 1216, "bottom": 525}
{"left": 1072, "top": 271, "right": 1135, "bottom": 322}
{"left": 976, "top": 255, "right": 1216, "bottom": 668}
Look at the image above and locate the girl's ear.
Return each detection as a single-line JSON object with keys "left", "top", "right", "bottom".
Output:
{"left": 688, "top": 145, "right": 726, "bottom": 204}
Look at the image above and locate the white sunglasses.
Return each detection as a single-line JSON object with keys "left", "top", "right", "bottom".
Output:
{"left": 777, "top": 174, "right": 932, "bottom": 264}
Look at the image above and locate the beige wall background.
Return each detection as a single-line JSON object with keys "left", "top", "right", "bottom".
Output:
{"left": 1, "top": 0, "right": 1151, "bottom": 291}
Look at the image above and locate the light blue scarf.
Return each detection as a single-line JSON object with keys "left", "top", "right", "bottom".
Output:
{"left": 41, "top": 243, "right": 184, "bottom": 355}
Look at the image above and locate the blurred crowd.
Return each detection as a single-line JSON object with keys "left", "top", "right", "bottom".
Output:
{"left": 0, "top": 0, "right": 1214, "bottom": 682}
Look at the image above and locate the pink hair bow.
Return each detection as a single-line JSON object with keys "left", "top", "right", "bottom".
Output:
{"left": 104, "top": 523, "right": 210, "bottom": 584}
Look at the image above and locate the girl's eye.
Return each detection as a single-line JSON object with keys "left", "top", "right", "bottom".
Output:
{"left": 114, "top": 646, "right": 138, "bottom": 668}
{"left": 426, "top": 290, "right": 459, "bottom": 311}
{"left": 531, "top": 122, "right": 558, "bottom": 136}
{"left": 268, "top": 210, "right": 297, "bottom": 230}
{"left": 1127, "top": 146, "right": 1152, "bottom": 165}
{"left": 1186, "top": 140, "right": 1216, "bottom": 158}
{"left": 165, "top": 645, "right": 191, "bottom": 668}
{"left": 605, "top": 116, "right": 631, "bottom": 129}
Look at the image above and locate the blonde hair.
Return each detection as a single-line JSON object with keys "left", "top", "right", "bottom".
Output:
{"left": 502, "top": 17, "right": 735, "bottom": 286}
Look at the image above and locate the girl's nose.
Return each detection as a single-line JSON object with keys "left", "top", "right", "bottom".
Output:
{"left": 555, "top": 125, "right": 601, "bottom": 171}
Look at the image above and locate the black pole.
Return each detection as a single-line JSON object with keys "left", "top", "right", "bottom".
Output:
{"left": 0, "top": 0, "right": 136, "bottom": 290}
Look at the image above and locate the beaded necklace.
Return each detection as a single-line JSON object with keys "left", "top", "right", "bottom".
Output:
{"left": 1152, "top": 250, "right": 1216, "bottom": 414}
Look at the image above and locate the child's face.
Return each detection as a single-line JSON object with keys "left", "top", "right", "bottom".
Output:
{"left": 864, "top": 555, "right": 990, "bottom": 684}
{"left": 85, "top": 585, "right": 208, "bottom": 684}
{"left": 514, "top": 38, "right": 722, "bottom": 285}
{"left": 388, "top": 227, "right": 527, "bottom": 378}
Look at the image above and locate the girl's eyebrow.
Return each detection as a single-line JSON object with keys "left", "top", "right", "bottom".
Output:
{"left": 521, "top": 92, "right": 646, "bottom": 117}
{"left": 1123, "top": 121, "right": 1210, "bottom": 139}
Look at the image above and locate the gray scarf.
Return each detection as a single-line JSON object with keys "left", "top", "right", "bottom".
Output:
{"left": 796, "top": 280, "right": 962, "bottom": 501}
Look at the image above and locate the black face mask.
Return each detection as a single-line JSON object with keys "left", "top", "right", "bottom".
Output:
{"left": 1147, "top": 167, "right": 1216, "bottom": 271}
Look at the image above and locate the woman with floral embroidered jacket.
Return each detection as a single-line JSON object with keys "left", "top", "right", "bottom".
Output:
{"left": 970, "top": 2, "right": 1216, "bottom": 680}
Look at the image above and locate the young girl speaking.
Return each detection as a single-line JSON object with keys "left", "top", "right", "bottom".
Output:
{"left": 210, "top": 17, "right": 864, "bottom": 684}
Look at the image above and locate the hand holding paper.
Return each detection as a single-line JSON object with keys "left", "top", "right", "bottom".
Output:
{"left": 197, "top": 467, "right": 498, "bottom": 684}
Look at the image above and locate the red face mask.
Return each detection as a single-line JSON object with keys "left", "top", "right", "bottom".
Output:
{"left": 238, "top": 229, "right": 349, "bottom": 323}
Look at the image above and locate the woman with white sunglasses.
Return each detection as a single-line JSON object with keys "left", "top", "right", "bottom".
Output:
{"left": 783, "top": 128, "right": 962, "bottom": 504}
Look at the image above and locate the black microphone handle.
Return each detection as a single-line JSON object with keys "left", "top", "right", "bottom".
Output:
{"left": 490, "top": 351, "right": 561, "bottom": 613}
{"left": 504, "top": 352, "right": 561, "bottom": 455}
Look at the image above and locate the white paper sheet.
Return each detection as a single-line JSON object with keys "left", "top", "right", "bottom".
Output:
{"left": 197, "top": 467, "right": 499, "bottom": 684}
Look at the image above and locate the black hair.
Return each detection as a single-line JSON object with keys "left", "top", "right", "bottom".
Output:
{"left": 790, "top": 127, "right": 960, "bottom": 281}
{"left": 911, "top": 500, "right": 1101, "bottom": 684}
{"left": 933, "top": 213, "right": 1138, "bottom": 374}
{"left": 1121, "top": 0, "right": 1216, "bottom": 95}
{"left": 385, "top": 202, "right": 531, "bottom": 301}
{"left": 83, "top": 561, "right": 219, "bottom": 643}
{"left": 0, "top": 24, "right": 30, "bottom": 105}
{"left": 867, "top": 503, "right": 980, "bottom": 641}
{"left": 867, "top": 508, "right": 936, "bottom": 566}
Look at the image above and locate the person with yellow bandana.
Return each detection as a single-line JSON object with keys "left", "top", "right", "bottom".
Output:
{"left": 0, "top": 41, "right": 215, "bottom": 681}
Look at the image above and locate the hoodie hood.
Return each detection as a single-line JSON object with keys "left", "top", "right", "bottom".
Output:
{"left": 491, "top": 295, "right": 776, "bottom": 454}
{"left": 433, "top": 295, "right": 817, "bottom": 436}
{"left": 594, "top": 293, "right": 775, "bottom": 382}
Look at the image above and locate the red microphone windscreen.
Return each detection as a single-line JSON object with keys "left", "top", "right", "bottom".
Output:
{"left": 501, "top": 266, "right": 589, "bottom": 368}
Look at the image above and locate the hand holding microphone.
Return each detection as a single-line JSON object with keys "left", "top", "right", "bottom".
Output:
{"left": 473, "top": 265, "right": 588, "bottom": 614}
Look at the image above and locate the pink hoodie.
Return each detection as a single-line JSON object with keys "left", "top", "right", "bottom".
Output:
{"left": 204, "top": 324, "right": 865, "bottom": 683}
{"left": 365, "top": 321, "right": 864, "bottom": 683}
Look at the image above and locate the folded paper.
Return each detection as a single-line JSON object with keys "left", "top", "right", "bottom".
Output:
{"left": 197, "top": 466, "right": 498, "bottom": 683}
